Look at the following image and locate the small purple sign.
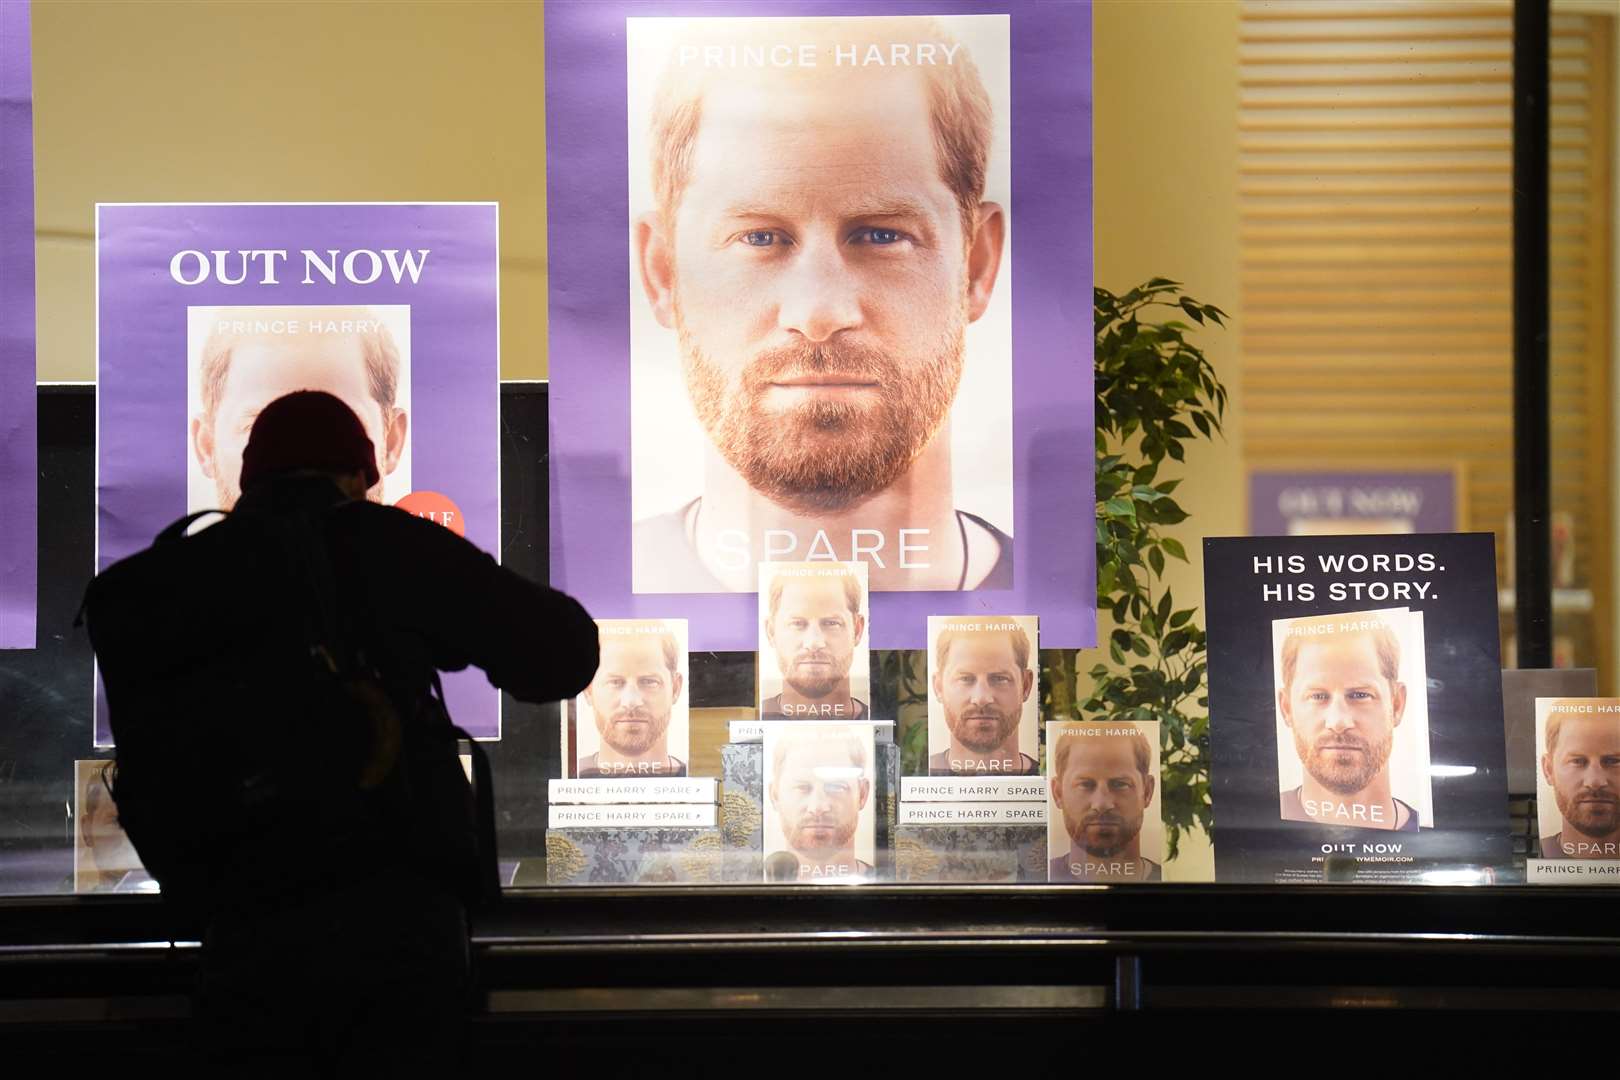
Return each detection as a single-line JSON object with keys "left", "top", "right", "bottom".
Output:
{"left": 1249, "top": 470, "right": 1458, "bottom": 538}
{"left": 95, "top": 203, "right": 501, "bottom": 741}
{"left": 545, "top": 0, "right": 1095, "bottom": 650}
{"left": 0, "top": 0, "right": 37, "bottom": 650}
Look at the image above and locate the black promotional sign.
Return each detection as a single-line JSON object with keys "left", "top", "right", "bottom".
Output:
{"left": 1204, "top": 533, "right": 1511, "bottom": 883}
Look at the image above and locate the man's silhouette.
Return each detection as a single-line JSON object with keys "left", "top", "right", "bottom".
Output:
{"left": 88, "top": 391, "right": 597, "bottom": 1072}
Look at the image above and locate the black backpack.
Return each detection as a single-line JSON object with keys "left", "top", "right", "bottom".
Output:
{"left": 81, "top": 504, "right": 500, "bottom": 928}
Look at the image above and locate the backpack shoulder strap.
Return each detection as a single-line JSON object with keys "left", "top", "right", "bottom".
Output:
{"left": 154, "top": 509, "right": 229, "bottom": 544}
{"left": 76, "top": 509, "right": 232, "bottom": 631}
{"left": 431, "top": 672, "right": 501, "bottom": 908}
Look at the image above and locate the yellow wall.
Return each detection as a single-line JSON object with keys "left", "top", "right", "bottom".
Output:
{"left": 31, "top": 0, "right": 550, "bottom": 381}
{"left": 1093, "top": 0, "right": 1243, "bottom": 881}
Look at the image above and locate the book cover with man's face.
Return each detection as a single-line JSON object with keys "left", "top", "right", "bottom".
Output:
{"left": 74, "top": 760, "right": 151, "bottom": 893}
{"left": 186, "top": 304, "right": 414, "bottom": 513}
{"left": 626, "top": 14, "right": 1015, "bottom": 598}
{"left": 762, "top": 721, "right": 877, "bottom": 883}
{"left": 926, "top": 615, "right": 1039, "bottom": 776}
{"left": 1535, "top": 698, "right": 1620, "bottom": 862}
{"left": 1046, "top": 720, "right": 1162, "bottom": 883}
{"left": 567, "top": 619, "right": 691, "bottom": 779}
{"left": 757, "top": 561, "right": 870, "bottom": 721}
{"left": 1272, "top": 607, "right": 1434, "bottom": 833}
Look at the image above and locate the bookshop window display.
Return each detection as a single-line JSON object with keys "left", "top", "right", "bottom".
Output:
{"left": 4, "top": 0, "right": 1619, "bottom": 905}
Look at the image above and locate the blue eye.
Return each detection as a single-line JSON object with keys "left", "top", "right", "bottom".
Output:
{"left": 742, "top": 230, "right": 779, "bottom": 247}
{"left": 857, "top": 227, "right": 903, "bottom": 245}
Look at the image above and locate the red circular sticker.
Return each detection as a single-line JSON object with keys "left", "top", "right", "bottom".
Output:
{"left": 395, "top": 491, "right": 466, "bottom": 537}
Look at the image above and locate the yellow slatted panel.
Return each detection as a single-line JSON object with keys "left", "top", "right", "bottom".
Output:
{"left": 1239, "top": 1, "right": 1614, "bottom": 691}
{"left": 1242, "top": 115, "right": 1514, "bottom": 130}
{"left": 1245, "top": 2, "right": 1511, "bottom": 19}
{"left": 1240, "top": 178, "right": 1587, "bottom": 193}
{"left": 1242, "top": 308, "right": 1515, "bottom": 325}
{"left": 1244, "top": 203, "right": 1514, "bottom": 218}
{"left": 1241, "top": 134, "right": 1522, "bottom": 149}
{"left": 1245, "top": 49, "right": 1515, "bottom": 65}
{"left": 1247, "top": 289, "right": 1519, "bottom": 305}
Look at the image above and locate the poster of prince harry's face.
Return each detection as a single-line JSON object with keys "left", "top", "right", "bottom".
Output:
{"left": 546, "top": 2, "right": 1095, "bottom": 653}
{"left": 627, "top": 14, "right": 1014, "bottom": 596}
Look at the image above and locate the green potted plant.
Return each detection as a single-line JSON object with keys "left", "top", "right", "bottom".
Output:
{"left": 1061, "top": 278, "right": 1227, "bottom": 858}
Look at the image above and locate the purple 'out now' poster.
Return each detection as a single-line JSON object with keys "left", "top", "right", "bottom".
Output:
{"left": 1249, "top": 470, "right": 1458, "bottom": 538}
{"left": 0, "top": 0, "right": 37, "bottom": 650}
{"left": 545, "top": 0, "right": 1095, "bottom": 650}
{"left": 95, "top": 203, "right": 502, "bottom": 741}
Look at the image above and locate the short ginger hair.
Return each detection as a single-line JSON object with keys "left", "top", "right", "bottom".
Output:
{"left": 197, "top": 306, "right": 401, "bottom": 431}
{"left": 1278, "top": 615, "right": 1401, "bottom": 695}
{"left": 933, "top": 620, "right": 1031, "bottom": 675}
{"left": 1052, "top": 723, "right": 1152, "bottom": 784}
{"left": 766, "top": 569, "right": 863, "bottom": 623}
{"left": 647, "top": 17, "right": 994, "bottom": 245}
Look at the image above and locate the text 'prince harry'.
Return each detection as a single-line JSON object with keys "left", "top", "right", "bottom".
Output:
{"left": 676, "top": 40, "right": 964, "bottom": 69}
{"left": 633, "top": 17, "right": 1010, "bottom": 593}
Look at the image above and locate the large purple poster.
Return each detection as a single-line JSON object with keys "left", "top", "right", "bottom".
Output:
{"left": 545, "top": 1, "right": 1095, "bottom": 649}
{"left": 0, "top": 0, "right": 36, "bottom": 649}
{"left": 95, "top": 203, "right": 502, "bottom": 741}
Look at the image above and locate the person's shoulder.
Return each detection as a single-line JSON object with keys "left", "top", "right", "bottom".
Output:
{"left": 1279, "top": 785, "right": 1307, "bottom": 820}
{"left": 1048, "top": 854, "right": 1072, "bottom": 882}
{"left": 1018, "top": 752, "right": 1039, "bottom": 774}
{"left": 338, "top": 499, "right": 441, "bottom": 529}
{"left": 336, "top": 500, "right": 483, "bottom": 551}
{"left": 1144, "top": 858, "right": 1163, "bottom": 882}
{"left": 1540, "top": 833, "right": 1563, "bottom": 858}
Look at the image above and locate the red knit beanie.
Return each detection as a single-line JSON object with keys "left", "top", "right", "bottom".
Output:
{"left": 238, "top": 391, "right": 381, "bottom": 493}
